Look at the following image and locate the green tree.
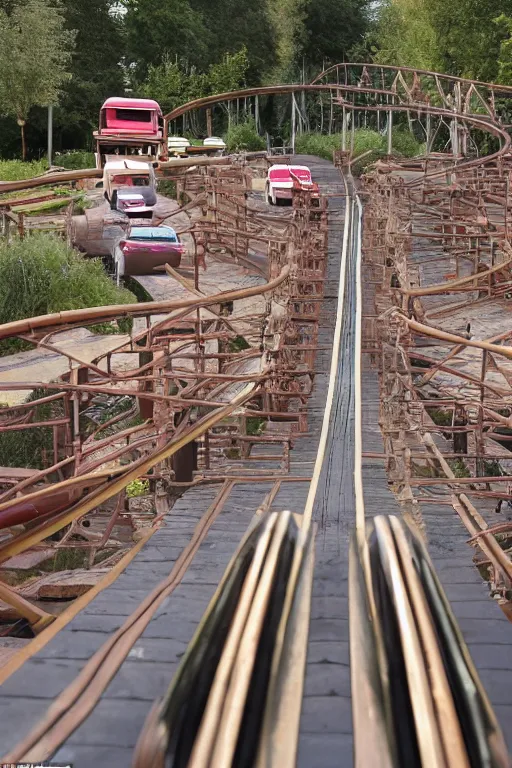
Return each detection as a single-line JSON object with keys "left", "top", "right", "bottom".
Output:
{"left": 122, "top": 0, "right": 209, "bottom": 76}
{"left": 140, "top": 49, "right": 249, "bottom": 115}
{"left": 140, "top": 57, "right": 189, "bottom": 115}
{"left": 374, "top": 0, "right": 443, "bottom": 72}
{"left": 496, "top": 14, "right": 512, "bottom": 85}
{"left": 207, "top": 48, "right": 249, "bottom": 95}
{"left": 375, "top": 0, "right": 512, "bottom": 82}
{"left": 55, "top": 0, "right": 125, "bottom": 149}
{"left": 302, "top": 0, "right": 370, "bottom": 71}
{"left": 266, "top": 0, "right": 307, "bottom": 81}
{"left": 188, "top": 0, "right": 276, "bottom": 83}
{"left": 0, "top": 0, "right": 76, "bottom": 159}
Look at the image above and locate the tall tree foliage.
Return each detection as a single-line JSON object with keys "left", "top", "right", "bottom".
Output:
{"left": 375, "top": 0, "right": 512, "bottom": 82}
{"left": 55, "top": 0, "right": 125, "bottom": 148}
{"left": 496, "top": 14, "right": 512, "bottom": 85}
{"left": 302, "top": 0, "right": 370, "bottom": 70}
{"left": 0, "top": 0, "right": 76, "bottom": 158}
{"left": 122, "top": 0, "right": 209, "bottom": 75}
{"left": 266, "top": 0, "right": 307, "bottom": 81}
{"left": 189, "top": 0, "right": 276, "bottom": 83}
{"left": 139, "top": 49, "right": 249, "bottom": 115}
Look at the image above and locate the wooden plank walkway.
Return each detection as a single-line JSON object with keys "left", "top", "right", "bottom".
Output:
{"left": 0, "top": 481, "right": 276, "bottom": 765}
{"left": 0, "top": 157, "right": 509, "bottom": 766}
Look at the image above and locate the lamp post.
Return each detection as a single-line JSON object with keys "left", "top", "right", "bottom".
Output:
{"left": 47, "top": 105, "right": 53, "bottom": 167}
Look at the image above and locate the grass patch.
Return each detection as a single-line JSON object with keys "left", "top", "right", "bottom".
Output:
{"left": 39, "top": 547, "right": 90, "bottom": 572}
{"left": 89, "top": 319, "right": 132, "bottom": 336}
{"left": 0, "top": 158, "right": 48, "bottom": 181}
{"left": 411, "top": 461, "right": 437, "bottom": 478}
{"left": 427, "top": 408, "right": 453, "bottom": 427}
{"left": 0, "top": 232, "right": 135, "bottom": 356}
{"left": 13, "top": 197, "right": 75, "bottom": 216}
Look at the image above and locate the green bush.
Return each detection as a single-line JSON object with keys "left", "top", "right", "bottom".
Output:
{"left": 391, "top": 130, "right": 426, "bottom": 158}
{"left": 0, "top": 158, "right": 48, "bottom": 181}
{"left": 0, "top": 232, "right": 136, "bottom": 355}
{"left": 54, "top": 151, "right": 95, "bottom": 170}
{"left": 224, "top": 120, "right": 266, "bottom": 153}
{"left": 295, "top": 133, "right": 342, "bottom": 161}
{"left": 295, "top": 129, "right": 424, "bottom": 171}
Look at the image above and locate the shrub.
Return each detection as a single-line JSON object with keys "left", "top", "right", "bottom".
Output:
{"left": 295, "top": 129, "right": 424, "bottom": 172}
{"left": 0, "top": 232, "right": 136, "bottom": 355}
{"left": 295, "top": 133, "right": 342, "bottom": 161}
{"left": 224, "top": 120, "right": 266, "bottom": 153}
{"left": 391, "top": 130, "right": 426, "bottom": 158}
{"left": 483, "top": 460, "right": 503, "bottom": 477}
{"left": 54, "top": 150, "right": 95, "bottom": 170}
{"left": 0, "top": 158, "right": 48, "bottom": 181}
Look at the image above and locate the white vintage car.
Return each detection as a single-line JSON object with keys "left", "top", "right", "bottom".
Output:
{"left": 203, "top": 136, "right": 226, "bottom": 152}
{"left": 102, "top": 159, "right": 157, "bottom": 219}
{"left": 167, "top": 136, "right": 191, "bottom": 155}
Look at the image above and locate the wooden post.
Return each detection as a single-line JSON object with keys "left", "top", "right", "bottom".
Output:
{"left": 206, "top": 108, "right": 213, "bottom": 138}
{"left": 291, "top": 93, "right": 296, "bottom": 154}
{"left": 476, "top": 350, "right": 488, "bottom": 478}
{"left": 255, "top": 95, "right": 260, "bottom": 134}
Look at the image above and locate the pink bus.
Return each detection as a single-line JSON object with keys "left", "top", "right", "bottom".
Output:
{"left": 94, "top": 97, "right": 164, "bottom": 168}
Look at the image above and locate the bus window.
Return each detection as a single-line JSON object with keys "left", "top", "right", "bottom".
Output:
{"left": 115, "top": 109, "right": 152, "bottom": 123}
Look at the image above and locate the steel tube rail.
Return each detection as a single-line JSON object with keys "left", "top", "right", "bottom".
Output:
{"left": 0, "top": 265, "right": 289, "bottom": 339}
{"left": 311, "top": 62, "right": 512, "bottom": 95}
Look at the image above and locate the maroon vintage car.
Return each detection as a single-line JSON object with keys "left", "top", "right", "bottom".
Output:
{"left": 114, "top": 226, "right": 185, "bottom": 282}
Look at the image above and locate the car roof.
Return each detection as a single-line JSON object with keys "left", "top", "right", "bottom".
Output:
{"left": 269, "top": 164, "right": 290, "bottom": 171}
{"left": 102, "top": 97, "right": 161, "bottom": 113}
